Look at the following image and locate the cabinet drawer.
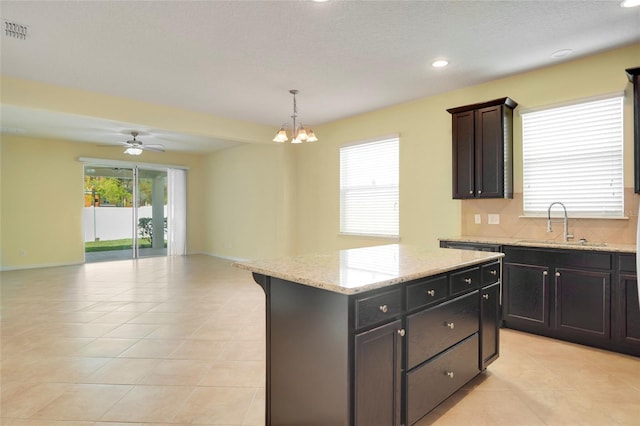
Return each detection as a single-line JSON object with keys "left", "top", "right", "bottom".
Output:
{"left": 407, "top": 290, "right": 479, "bottom": 369}
{"left": 504, "top": 246, "right": 612, "bottom": 270}
{"left": 481, "top": 261, "right": 500, "bottom": 286}
{"left": 555, "top": 250, "right": 612, "bottom": 270}
{"left": 449, "top": 267, "right": 480, "bottom": 296}
{"left": 355, "top": 289, "right": 402, "bottom": 329}
{"left": 406, "top": 333, "right": 480, "bottom": 426}
{"left": 406, "top": 276, "right": 448, "bottom": 311}
{"left": 620, "top": 254, "right": 637, "bottom": 274}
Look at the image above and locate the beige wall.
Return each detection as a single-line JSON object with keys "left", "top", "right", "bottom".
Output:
{"left": 0, "top": 134, "right": 206, "bottom": 269}
{"left": 458, "top": 44, "right": 639, "bottom": 244}
{"left": 204, "top": 143, "right": 296, "bottom": 260}
{"left": 1, "top": 43, "right": 639, "bottom": 269}
{"left": 293, "top": 43, "right": 640, "bottom": 253}
{"left": 294, "top": 98, "right": 460, "bottom": 254}
{"left": 0, "top": 75, "right": 275, "bottom": 269}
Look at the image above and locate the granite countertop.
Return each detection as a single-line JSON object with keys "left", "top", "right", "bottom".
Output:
{"left": 439, "top": 236, "right": 636, "bottom": 254}
{"left": 234, "top": 244, "right": 503, "bottom": 295}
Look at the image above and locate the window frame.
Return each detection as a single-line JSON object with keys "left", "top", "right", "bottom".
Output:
{"left": 521, "top": 94, "right": 625, "bottom": 219}
{"left": 339, "top": 135, "right": 400, "bottom": 239}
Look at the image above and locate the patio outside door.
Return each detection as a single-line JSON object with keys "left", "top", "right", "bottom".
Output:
{"left": 136, "top": 168, "right": 167, "bottom": 258}
{"left": 84, "top": 165, "right": 168, "bottom": 262}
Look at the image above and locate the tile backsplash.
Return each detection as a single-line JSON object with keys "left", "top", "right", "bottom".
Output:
{"left": 461, "top": 189, "right": 638, "bottom": 245}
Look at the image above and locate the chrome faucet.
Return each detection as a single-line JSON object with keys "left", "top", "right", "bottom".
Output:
{"left": 547, "top": 202, "right": 573, "bottom": 242}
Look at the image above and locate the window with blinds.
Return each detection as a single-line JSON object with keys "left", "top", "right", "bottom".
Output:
{"left": 522, "top": 95, "right": 624, "bottom": 218}
{"left": 340, "top": 136, "right": 399, "bottom": 237}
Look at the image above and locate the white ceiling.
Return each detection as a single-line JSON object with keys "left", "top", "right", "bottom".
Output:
{"left": 1, "top": 0, "right": 639, "bottom": 153}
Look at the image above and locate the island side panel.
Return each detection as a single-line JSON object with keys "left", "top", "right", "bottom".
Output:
{"left": 269, "top": 277, "right": 351, "bottom": 426}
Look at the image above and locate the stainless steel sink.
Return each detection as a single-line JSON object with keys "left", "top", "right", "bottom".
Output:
{"left": 517, "top": 239, "right": 607, "bottom": 247}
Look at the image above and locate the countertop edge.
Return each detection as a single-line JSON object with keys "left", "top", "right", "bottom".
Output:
{"left": 234, "top": 246, "right": 504, "bottom": 295}
{"left": 439, "top": 236, "right": 636, "bottom": 254}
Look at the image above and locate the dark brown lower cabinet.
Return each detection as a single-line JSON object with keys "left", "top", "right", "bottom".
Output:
{"left": 355, "top": 319, "right": 402, "bottom": 426}
{"left": 252, "top": 258, "right": 502, "bottom": 426}
{"left": 620, "top": 276, "right": 640, "bottom": 345}
{"left": 480, "top": 282, "right": 500, "bottom": 369}
{"left": 618, "top": 253, "right": 639, "bottom": 349}
{"left": 555, "top": 268, "right": 610, "bottom": 340}
{"left": 503, "top": 247, "right": 639, "bottom": 357}
{"left": 503, "top": 262, "right": 550, "bottom": 329}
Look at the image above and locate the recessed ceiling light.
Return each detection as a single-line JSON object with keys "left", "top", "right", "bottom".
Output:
{"left": 621, "top": 0, "right": 640, "bottom": 7}
{"left": 432, "top": 60, "right": 449, "bottom": 68}
{"left": 551, "top": 49, "right": 573, "bottom": 59}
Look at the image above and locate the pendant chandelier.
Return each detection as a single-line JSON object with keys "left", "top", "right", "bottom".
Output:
{"left": 273, "top": 89, "right": 318, "bottom": 143}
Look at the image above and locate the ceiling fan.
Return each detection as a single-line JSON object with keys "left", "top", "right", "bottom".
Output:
{"left": 104, "top": 131, "right": 165, "bottom": 155}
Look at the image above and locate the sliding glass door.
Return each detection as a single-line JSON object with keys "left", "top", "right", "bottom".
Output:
{"left": 136, "top": 168, "right": 167, "bottom": 258}
{"left": 84, "top": 165, "right": 169, "bottom": 262}
{"left": 84, "top": 166, "right": 135, "bottom": 262}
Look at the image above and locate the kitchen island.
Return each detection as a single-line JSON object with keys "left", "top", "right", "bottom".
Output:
{"left": 235, "top": 244, "right": 504, "bottom": 426}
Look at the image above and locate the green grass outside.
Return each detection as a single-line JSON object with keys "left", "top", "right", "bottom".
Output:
{"left": 85, "top": 238, "right": 152, "bottom": 252}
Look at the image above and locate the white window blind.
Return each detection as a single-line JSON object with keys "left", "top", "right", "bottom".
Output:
{"left": 522, "top": 96, "right": 624, "bottom": 218}
{"left": 340, "top": 137, "right": 399, "bottom": 237}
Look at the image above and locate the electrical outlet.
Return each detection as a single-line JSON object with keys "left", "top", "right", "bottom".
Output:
{"left": 488, "top": 214, "right": 500, "bottom": 225}
{"left": 19, "top": 249, "right": 26, "bottom": 257}
{"left": 474, "top": 214, "right": 481, "bottom": 224}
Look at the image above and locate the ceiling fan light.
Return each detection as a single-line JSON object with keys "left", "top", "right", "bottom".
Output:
{"left": 291, "top": 136, "right": 303, "bottom": 144}
{"left": 124, "top": 147, "right": 143, "bottom": 155}
{"left": 273, "top": 128, "right": 288, "bottom": 143}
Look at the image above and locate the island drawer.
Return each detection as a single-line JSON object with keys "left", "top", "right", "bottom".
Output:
{"left": 481, "top": 261, "right": 500, "bottom": 286}
{"left": 449, "top": 266, "right": 480, "bottom": 296}
{"left": 355, "top": 288, "right": 402, "bottom": 329}
{"left": 406, "top": 290, "right": 479, "bottom": 369}
{"left": 406, "top": 333, "right": 480, "bottom": 425}
{"left": 406, "top": 275, "right": 448, "bottom": 311}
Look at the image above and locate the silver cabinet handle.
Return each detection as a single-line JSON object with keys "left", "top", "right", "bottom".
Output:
{"left": 469, "top": 190, "right": 473, "bottom": 195}
{"left": 482, "top": 294, "right": 489, "bottom": 300}
{"left": 464, "top": 278, "right": 472, "bottom": 284}
{"left": 543, "top": 271, "right": 548, "bottom": 276}
{"left": 426, "top": 289, "right": 436, "bottom": 297}
{"left": 397, "top": 329, "right": 405, "bottom": 337}
{"left": 477, "top": 190, "right": 482, "bottom": 195}
{"left": 489, "top": 270, "right": 497, "bottom": 276}
{"left": 445, "top": 322, "right": 455, "bottom": 329}
{"left": 379, "top": 304, "right": 388, "bottom": 313}
{"left": 446, "top": 371, "right": 455, "bottom": 378}
{"left": 555, "top": 272, "right": 561, "bottom": 277}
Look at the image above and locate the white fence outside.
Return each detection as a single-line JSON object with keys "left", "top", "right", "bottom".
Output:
{"left": 83, "top": 206, "right": 166, "bottom": 242}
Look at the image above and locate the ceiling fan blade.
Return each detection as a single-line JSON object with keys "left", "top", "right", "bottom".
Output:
{"left": 140, "top": 145, "right": 165, "bottom": 152}
{"left": 96, "top": 143, "right": 129, "bottom": 147}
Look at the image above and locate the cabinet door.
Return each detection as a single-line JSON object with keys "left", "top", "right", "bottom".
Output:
{"left": 354, "top": 319, "right": 402, "bottom": 426}
{"left": 475, "top": 105, "right": 504, "bottom": 198}
{"left": 619, "top": 275, "right": 640, "bottom": 345}
{"left": 480, "top": 282, "right": 500, "bottom": 369}
{"left": 503, "top": 263, "right": 550, "bottom": 329}
{"left": 555, "top": 268, "right": 610, "bottom": 340}
{"left": 451, "top": 110, "right": 475, "bottom": 199}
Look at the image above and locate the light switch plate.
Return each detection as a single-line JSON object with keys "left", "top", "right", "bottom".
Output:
{"left": 488, "top": 214, "right": 500, "bottom": 225}
{"left": 474, "top": 214, "right": 481, "bottom": 224}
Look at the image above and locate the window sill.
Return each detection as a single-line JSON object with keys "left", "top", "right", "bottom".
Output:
{"left": 519, "top": 215, "right": 629, "bottom": 220}
{"left": 339, "top": 232, "right": 400, "bottom": 241}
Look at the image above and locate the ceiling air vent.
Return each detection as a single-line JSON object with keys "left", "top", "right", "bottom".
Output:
{"left": 3, "top": 20, "right": 28, "bottom": 40}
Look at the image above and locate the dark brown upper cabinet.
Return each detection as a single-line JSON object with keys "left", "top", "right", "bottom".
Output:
{"left": 626, "top": 67, "right": 640, "bottom": 194}
{"left": 447, "top": 97, "right": 517, "bottom": 199}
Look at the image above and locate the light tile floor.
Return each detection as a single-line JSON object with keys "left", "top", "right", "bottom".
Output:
{"left": 1, "top": 255, "right": 639, "bottom": 425}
